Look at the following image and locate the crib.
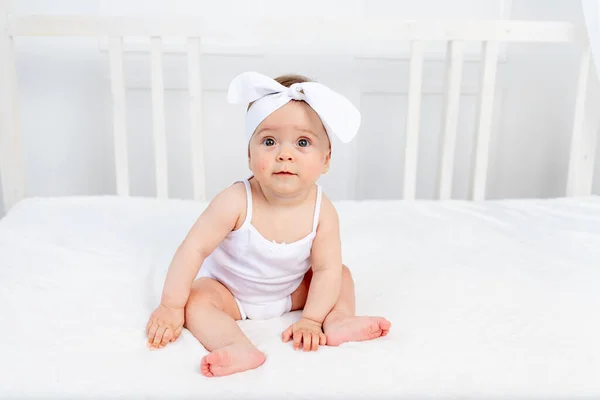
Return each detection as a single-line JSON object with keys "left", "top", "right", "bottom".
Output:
{"left": 1, "top": 3, "right": 599, "bottom": 399}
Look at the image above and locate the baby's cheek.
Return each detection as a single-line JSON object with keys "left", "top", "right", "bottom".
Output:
{"left": 254, "top": 159, "right": 268, "bottom": 173}
{"left": 307, "top": 159, "right": 325, "bottom": 175}
{"left": 249, "top": 156, "right": 265, "bottom": 171}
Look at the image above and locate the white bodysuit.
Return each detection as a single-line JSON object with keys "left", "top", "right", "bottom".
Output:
{"left": 196, "top": 179, "right": 322, "bottom": 320}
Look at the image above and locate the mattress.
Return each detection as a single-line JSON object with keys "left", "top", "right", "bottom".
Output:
{"left": 0, "top": 195, "right": 599, "bottom": 399}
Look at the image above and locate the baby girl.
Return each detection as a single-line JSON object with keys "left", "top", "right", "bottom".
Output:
{"left": 146, "top": 71, "right": 391, "bottom": 377}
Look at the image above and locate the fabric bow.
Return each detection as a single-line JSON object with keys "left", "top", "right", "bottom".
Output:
{"left": 227, "top": 71, "right": 361, "bottom": 145}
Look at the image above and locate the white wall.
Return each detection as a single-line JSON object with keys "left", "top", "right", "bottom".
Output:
{"left": 1, "top": 0, "right": 599, "bottom": 216}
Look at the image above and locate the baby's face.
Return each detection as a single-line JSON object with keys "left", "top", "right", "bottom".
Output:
{"left": 248, "top": 100, "right": 331, "bottom": 195}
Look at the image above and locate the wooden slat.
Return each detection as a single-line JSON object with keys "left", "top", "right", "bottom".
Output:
{"left": 567, "top": 45, "right": 595, "bottom": 197}
{"left": 108, "top": 36, "right": 129, "bottom": 196}
{"left": 150, "top": 37, "right": 168, "bottom": 199}
{"left": 469, "top": 41, "right": 499, "bottom": 201}
{"left": 0, "top": 13, "right": 25, "bottom": 213}
{"left": 437, "top": 40, "right": 464, "bottom": 200}
{"left": 403, "top": 40, "right": 424, "bottom": 200}
{"left": 8, "top": 16, "right": 582, "bottom": 43}
{"left": 187, "top": 37, "right": 206, "bottom": 201}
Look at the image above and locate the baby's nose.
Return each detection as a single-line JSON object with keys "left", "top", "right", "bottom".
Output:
{"left": 278, "top": 152, "right": 293, "bottom": 161}
{"left": 277, "top": 147, "right": 294, "bottom": 161}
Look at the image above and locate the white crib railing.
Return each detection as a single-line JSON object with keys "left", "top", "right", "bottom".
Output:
{"left": 567, "top": 45, "right": 596, "bottom": 198}
{"left": 0, "top": 12, "right": 597, "bottom": 213}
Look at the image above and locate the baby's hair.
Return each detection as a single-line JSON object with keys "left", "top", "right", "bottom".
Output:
{"left": 275, "top": 73, "right": 313, "bottom": 87}
{"left": 247, "top": 73, "right": 313, "bottom": 111}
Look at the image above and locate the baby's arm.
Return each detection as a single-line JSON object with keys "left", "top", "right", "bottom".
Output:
{"left": 282, "top": 196, "right": 342, "bottom": 350}
{"left": 302, "top": 196, "right": 343, "bottom": 325}
{"left": 146, "top": 184, "right": 244, "bottom": 348}
{"left": 160, "top": 184, "right": 245, "bottom": 309}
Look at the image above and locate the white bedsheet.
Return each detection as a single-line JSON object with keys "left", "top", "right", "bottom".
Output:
{"left": 0, "top": 195, "right": 599, "bottom": 399}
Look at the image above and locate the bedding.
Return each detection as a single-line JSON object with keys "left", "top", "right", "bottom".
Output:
{"left": 0, "top": 195, "right": 599, "bottom": 399}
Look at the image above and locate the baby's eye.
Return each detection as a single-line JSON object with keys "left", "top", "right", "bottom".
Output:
{"left": 297, "top": 138, "right": 310, "bottom": 147}
{"left": 262, "top": 138, "right": 275, "bottom": 146}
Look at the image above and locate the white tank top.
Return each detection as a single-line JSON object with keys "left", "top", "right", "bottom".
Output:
{"left": 200, "top": 179, "right": 323, "bottom": 305}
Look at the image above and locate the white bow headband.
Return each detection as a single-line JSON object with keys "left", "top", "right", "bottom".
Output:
{"left": 227, "top": 71, "right": 361, "bottom": 145}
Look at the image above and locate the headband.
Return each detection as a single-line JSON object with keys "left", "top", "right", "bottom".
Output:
{"left": 227, "top": 71, "right": 361, "bottom": 145}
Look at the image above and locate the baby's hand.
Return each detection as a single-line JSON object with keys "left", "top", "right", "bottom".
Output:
{"left": 146, "top": 304, "right": 184, "bottom": 350}
{"left": 282, "top": 318, "right": 327, "bottom": 351}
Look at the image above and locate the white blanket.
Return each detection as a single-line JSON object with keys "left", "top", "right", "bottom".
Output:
{"left": 1, "top": 196, "right": 599, "bottom": 398}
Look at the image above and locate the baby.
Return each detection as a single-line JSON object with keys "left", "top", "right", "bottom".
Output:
{"left": 146, "top": 71, "right": 391, "bottom": 377}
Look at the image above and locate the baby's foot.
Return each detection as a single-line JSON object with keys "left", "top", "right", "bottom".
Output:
{"left": 324, "top": 316, "right": 391, "bottom": 347}
{"left": 200, "top": 342, "right": 266, "bottom": 377}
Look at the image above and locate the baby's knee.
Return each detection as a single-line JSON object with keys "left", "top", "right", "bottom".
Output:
{"left": 342, "top": 264, "right": 352, "bottom": 277}
{"left": 185, "top": 287, "right": 219, "bottom": 318}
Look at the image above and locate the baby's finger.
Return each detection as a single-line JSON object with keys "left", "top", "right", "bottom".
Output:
{"left": 311, "top": 333, "right": 319, "bottom": 351}
{"left": 282, "top": 326, "right": 293, "bottom": 343}
{"left": 172, "top": 325, "right": 183, "bottom": 342}
{"left": 303, "top": 332, "right": 311, "bottom": 352}
{"left": 319, "top": 332, "right": 327, "bottom": 346}
{"left": 293, "top": 331, "right": 302, "bottom": 350}
{"left": 152, "top": 325, "right": 167, "bottom": 347}
{"left": 147, "top": 322, "right": 158, "bottom": 343}
{"left": 161, "top": 327, "right": 173, "bottom": 346}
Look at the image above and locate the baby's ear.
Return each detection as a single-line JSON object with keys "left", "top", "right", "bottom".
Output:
{"left": 322, "top": 150, "right": 331, "bottom": 174}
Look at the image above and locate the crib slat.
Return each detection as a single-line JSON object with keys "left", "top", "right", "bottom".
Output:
{"left": 567, "top": 45, "right": 594, "bottom": 197}
{"left": 404, "top": 40, "right": 424, "bottom": 200}
{"left": 151, "top": 37, "right": 168, "bottom": 199}
{"left": 108, "top": 37, "right": 129, "bottom": 196}
{"left": 187, "top": 37, "right": 206, "bottom": 201}
{"left": 470, "top": 41, "right": 499, "bottom": 201}
{"left": 0, "top": 24, "right": 25, "bottom": 213}
{"left": 437, "top": 41, "right": 464, "bottom": 200}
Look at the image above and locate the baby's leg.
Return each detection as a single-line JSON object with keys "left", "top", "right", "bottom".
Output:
{"left": 184, "top": 278, "right": 265, "bottom": 377}
{"left": 290, "top": 265, "right": 391, "bottom": 346}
